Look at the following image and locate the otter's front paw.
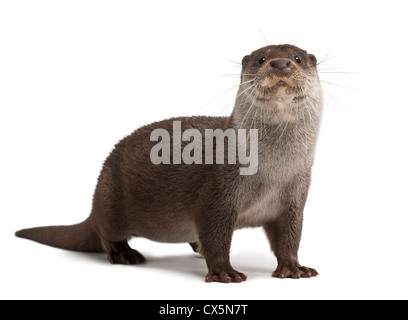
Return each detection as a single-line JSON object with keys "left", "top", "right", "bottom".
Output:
{"left": 205, "top": 269, "right": 247, "bottom": 283}
{"left": 273, "top": 261, "right": 318, "bottom": 279}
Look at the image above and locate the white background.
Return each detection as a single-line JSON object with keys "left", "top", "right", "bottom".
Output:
{"left": 1, "top": 0, "right": 407, "bottom": 300}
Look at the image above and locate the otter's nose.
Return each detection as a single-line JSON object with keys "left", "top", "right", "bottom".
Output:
{"left": 270, "top": 59, "right": 291, "bottom": 71}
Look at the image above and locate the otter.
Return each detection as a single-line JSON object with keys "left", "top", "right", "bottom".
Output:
{"left": 16, "top": 44, "right": 323, "bottom": 282}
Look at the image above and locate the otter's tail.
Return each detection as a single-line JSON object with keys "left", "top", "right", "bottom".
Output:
{"left": 15, "top": 217, "right": 104, "bottom": 252}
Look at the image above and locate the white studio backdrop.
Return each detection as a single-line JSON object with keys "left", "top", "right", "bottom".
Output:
{"left": 1, "top": 0, "right": 407, "bottom": 299}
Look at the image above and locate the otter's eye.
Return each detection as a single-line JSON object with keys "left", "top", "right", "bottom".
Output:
{"left": 294, "top": 56, "right": 301, "bottom": 64}
{"left": 258, "top": 57, "right": 266, "bottom": 65}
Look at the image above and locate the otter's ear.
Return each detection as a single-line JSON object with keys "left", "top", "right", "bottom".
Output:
{"left": 308, "top": 54, "right": 317, "bottom": 66}
{"left": 242, "top": 55, "right": 250, "bottom": 68}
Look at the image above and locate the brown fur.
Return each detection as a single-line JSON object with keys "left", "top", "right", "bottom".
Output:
{"left": 16, "top": 44, "right": 323, "bottom": 282}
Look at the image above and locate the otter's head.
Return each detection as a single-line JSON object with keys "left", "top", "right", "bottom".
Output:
{"left": 236, "top": 44, "right": 323, "bottom": 126}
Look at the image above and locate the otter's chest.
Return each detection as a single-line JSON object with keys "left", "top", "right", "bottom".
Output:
{"left": 235, "top": 182, "right": 282, "bottom": 229}
{"left": 234, "top": 150, "right": 308, "bottom": 229}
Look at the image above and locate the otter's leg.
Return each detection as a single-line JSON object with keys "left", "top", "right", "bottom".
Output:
{"left": 101, "top": 239, "right": 146, "bottom": 265}
{"left": 263, "top": 177, "right": 318, "bottom": 278}
{"left": 197, "top": 207, "right": 247, "bottom": 283}
{"left": 263, "top": 212, "right": 317, "bottom": 278}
